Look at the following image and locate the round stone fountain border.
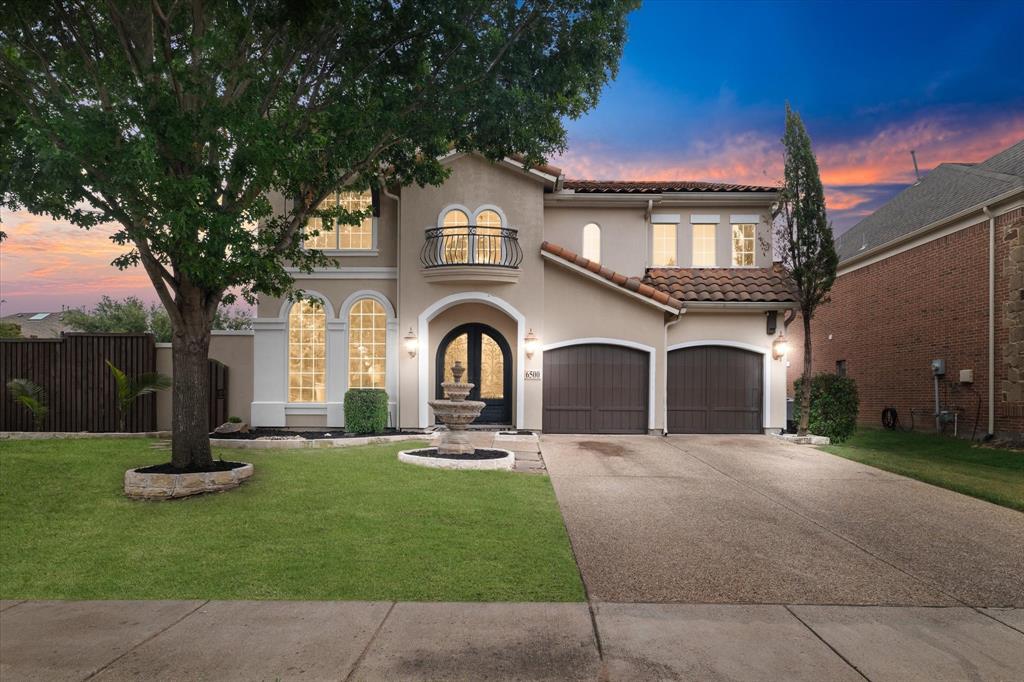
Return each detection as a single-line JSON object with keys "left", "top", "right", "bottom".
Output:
{"left": 124, "top": 462, "right": 254, "bottom": 500}
{"left": 398, "top": 447, "right": 515, "bottom": 471}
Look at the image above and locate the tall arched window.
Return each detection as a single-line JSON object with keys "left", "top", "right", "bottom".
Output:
{"left": 348, "top": 298, "right": 387, "bottom": 389}
{"left": 583, "top": 223, "right": 601, "bottom": 263}
{"left": 475, "top": 209, "right": 503, "bottom": 264}
{"left": 441, "top": 209, "right": 469, "bottom": 263}
{"left": 288, "top": 300, "right": 326, "bottom": 402}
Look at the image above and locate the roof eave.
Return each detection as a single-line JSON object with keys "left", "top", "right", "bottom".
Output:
{"left": 544, "top": 191, "right": 777, "bottom": 208}
{"left": 540, "top": 251, "right": 684, "bottom": 314}
{"left": 839, "top": 185, "right": 1024, "bottom": 268}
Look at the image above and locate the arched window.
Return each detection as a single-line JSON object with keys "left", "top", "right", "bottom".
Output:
{"left": 288, "top": 300, "right": 326, "bottom": 402}
{"left": 348, "top": 298, "right": 387, "bottom": 389}
{"left": 583, "top": 223, "right": 601, "bottom": 263}
{"left": 441, "top": 209, "right": 469, "bottom": 263}
{"left": 475, "top": 209, "right": 503, "bottom": 264}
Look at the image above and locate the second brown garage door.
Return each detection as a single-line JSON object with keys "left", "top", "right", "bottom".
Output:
{"left": 668, "top": 346, "right": 763, "bottom": 434}
{"left": 543, "top": 344, "right": 648, "bottom": 434}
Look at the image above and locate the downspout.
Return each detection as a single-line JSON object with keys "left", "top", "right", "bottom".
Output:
{"left": 663, "top": 311, "right": 685, "bottom": 435}
{"left": 382, "top": 183, "right": 401, "bottom": 428}
{"left": 983, "top": 205, "right": 995, "bottom": 437}
{"left": 645, "top": 199, "right": 653, "bottom": 269}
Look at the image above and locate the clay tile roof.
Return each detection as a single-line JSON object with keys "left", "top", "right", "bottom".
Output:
{"left": 540, "top": 242, "right": 684, "bottom": 310}
{"left": 643, "top": 264, "right": 798, "bottom": 303}
{"left": 561, "top": 179, "right": 779, "bottom": 194}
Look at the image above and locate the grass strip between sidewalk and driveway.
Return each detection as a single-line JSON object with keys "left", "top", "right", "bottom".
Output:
{"left": 0, "top": 438, "right": 584, "bottom": 602}
{"left": 820, "top": 429, "right": 1024, "bottom": 511}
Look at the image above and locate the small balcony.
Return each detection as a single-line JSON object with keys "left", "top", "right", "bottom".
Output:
{"left": 420, "top": 226, "right": 523, "bottom": 283}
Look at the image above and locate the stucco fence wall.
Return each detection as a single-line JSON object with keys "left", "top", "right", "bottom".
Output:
{"left": 155, "top": 331, "right": 254, "bottom": 431}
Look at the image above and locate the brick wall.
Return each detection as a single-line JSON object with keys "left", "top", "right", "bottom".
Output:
{"left": 786, "top": 207, "right": 1023, "bottom": 439}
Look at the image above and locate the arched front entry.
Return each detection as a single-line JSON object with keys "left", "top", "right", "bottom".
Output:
{"left": 436, "top": 323, "right": 512, "bottom": 424}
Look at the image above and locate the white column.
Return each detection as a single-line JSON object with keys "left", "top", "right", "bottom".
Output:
{"left": 250, "top": 318, "right": 286, "bottom": 426}
{"left": 326, "top": 319, "right": 347, "bottom": 426}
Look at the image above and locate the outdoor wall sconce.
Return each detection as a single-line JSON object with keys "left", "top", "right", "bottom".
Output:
{"left": 404, "top": 327, "right": 418, "bottom": 358}
{"left": 524, "top": 329, "right": 540, "bottom": 359}
{"left": 771, "top": 331, "right": 789, "bottom": 360}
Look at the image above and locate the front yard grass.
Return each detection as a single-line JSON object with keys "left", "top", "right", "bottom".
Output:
{"left": 0, "top": 438, "right": 584, "bottom": 602}
{"left": 821, "top": 429, "right": 1024, "bottom": 511}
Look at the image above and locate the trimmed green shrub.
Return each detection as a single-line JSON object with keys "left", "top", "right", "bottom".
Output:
{"left": 793, "top": 373, "right": 859, "bottom": 443}
{"left": 344, "top": 389, "right": 389, "bottom": 434}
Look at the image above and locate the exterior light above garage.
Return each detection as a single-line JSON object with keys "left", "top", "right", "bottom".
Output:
{"left": 524, "top": 329, "right": 540, "bottom": 359}
{"left": 771, "top": 331, "right": 789, "bottom": 360}
{"left": 404, "top": 327, "right": 418, "bottom": 358}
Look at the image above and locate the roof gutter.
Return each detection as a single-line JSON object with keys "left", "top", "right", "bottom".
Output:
{"left": 983, "top": 204, "right": 995, "bottom": 438}
{"left": 682, "top": 301, "right": 798, "bottom": 311}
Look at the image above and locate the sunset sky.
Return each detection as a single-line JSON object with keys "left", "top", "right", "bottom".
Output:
{"left": 2, "top": 0, "right": 1022, "bottom": 314}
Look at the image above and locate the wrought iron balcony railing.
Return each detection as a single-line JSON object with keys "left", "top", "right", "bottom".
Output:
{"left": 420, "top": 226, "right": 523, "bottom": 268}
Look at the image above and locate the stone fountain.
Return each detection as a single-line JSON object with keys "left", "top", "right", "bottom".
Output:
{"left": 429, "top": 360, "right": 486, "bottom": 455}
{"left": 397, "top": 360, "right": 515, "bottom": 470}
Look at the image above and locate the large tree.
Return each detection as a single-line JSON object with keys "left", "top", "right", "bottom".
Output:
{"left": 1, "top": 1, "right": 636, "bottom": 469}
{"left": 773, "top": 104, "right": 838, "bottom": 436}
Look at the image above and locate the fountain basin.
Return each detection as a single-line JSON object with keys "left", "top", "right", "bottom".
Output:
{"left": 398, "top": 447, "right": 515, "bottom": 471}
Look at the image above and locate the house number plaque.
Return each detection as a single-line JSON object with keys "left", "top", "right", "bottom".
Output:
{"left": 524, "top": 369, "right": 542, "bottom": 381}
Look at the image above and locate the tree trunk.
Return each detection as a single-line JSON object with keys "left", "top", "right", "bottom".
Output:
{"left": 797, "top": 311, "right": 813, "bottom": 436}
{"left": 170, "top": 315, "right": 213, "bottom": 470}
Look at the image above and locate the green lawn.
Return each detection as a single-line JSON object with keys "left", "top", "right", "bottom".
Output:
{"left": 821, "top": 429, "right": 1024, "bottom": 511}
{"left": 0, "top": 438, "right": 584, "bottom": 602}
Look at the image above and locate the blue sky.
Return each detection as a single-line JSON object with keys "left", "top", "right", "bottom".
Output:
{"left": 556, "top": 0, "right": 1024, "bottom": 231}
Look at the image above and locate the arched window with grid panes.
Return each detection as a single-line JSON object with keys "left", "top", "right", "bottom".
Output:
{"left": 348, "top": 298, "right": 387, "bottom": 389}
{"left": 288, "top": 300, "right": 326, "bottom": 402}
{"left": 441, "top": 209, "right": 469, "bottom": 264}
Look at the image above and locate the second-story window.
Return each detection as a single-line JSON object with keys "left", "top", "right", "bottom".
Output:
{"left": 731, "top": 223, "right": 756, "bottom": 267}
{"left": 583, "top": 223, "right": 601, "bottom": 262}
{"left": 476, "top": 209, "right": 503, "bottom": 264}
{"left": 304, "top": 190, "right": 374, "bottom": 251}
{"left": 692, "top": 224, "right": 716, "bottom": 267}
{"left": 441, "top": 209, "right": 470, "bottom": 263}
{"left": 652, "top": 223, "right": 677, "bottom": 266}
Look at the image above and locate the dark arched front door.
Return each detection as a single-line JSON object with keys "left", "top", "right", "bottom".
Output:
{"left": 436, "top": 323, "right": 512, "bottom": 424}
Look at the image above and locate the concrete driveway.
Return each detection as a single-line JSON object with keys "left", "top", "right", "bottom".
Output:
{"left": 542, "top": 434, "right": 1024, "bottom": 606}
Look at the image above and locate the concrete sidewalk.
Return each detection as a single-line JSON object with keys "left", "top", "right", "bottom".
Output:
{"left": 2, "top": 600, "right": 1022, "bottom": 681}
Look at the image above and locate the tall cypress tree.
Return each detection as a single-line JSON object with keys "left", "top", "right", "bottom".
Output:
{"left": 774, "top": 104, "right": 838, "bottom": 436}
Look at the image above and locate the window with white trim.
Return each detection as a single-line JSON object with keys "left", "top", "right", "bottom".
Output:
{"left": 348, "top": 298, "right": 387, "bottom": 389}
{"left": 652, "top": 223, "right": 677, "bottom": 266}
{"left": 288, "top": 300, "right": 326, "bottom": 402}
{"left": 731, "top": 223, "right": 756, "bottom": 267}
{"left": 692, "top": 224, "right": 716, "bottom": 267}
{"left": 441, "top": 208, "right": 470, "bottom": 263}
{"left": 475, "top": 209, "right": 503, "bottom": 264}
{"left": 304, "top": 190, "right": 374, "bottom": 251}
{"left": 582, "top": 223, "right": 601, "bottom": 262}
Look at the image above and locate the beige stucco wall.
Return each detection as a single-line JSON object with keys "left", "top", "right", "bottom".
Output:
{"left": 543, "top": 262, "right": 669, "bottom": 432}
{"left": 543, "top": 203, "right": 774, "bottom": 275}
{"left": 397, "top": 154, "right": 548, "bottom": 429}
{"left": 155, "top": 332, "right": 255, "bottom": 431}
{"left": 257, "top": 280, "right": 397, "bottom": 322}
{"left": 666, "top": 311, "right": 789, "bottom": 432}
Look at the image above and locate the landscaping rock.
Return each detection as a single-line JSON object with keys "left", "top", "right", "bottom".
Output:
{"left": 124, "top": 463, "right": 254, "bottom": 500}
{"left": 213, "top": 421, "right": 248, "bottom": 434}
{"left": 773, "top": 433, "right": 831, "bottom": 445}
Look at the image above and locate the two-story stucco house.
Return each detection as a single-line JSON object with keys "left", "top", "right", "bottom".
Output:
{"left": 248, "top": 152, "right": 797, "bottom": 435}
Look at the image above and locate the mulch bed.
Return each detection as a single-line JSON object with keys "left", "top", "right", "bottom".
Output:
{"left": 210, "top": 428, "right": 423, "bottom": 440}
{"left": 405, "top": 448, "right": 511, "bottom": 461}
{"left": 136, "top": 460, "right": 248, "bottom": 474}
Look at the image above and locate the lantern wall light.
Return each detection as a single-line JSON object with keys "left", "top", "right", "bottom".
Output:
{"left": 524, "top": 329, "right": 540, "bottom": 359}
{"left": 771, "top": 331, "right": 789, "bottom": 360}
{"left": 403, "top": 327, "right": 418, "bottom": 358}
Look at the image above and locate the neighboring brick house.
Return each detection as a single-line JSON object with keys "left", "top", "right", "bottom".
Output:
{"left": 787, "top": 140, "right": 1024, "bottom": 440}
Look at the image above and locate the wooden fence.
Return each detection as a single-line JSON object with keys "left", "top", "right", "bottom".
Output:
{"left": 1, "top": 333, "right": 157, "bottom": 432}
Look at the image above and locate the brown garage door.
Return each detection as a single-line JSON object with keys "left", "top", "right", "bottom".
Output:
{"left": 543, "top": 344, "right": 648, "bottom": 434}
{"left": 667, "top": 346, "right": 763, "bottom": 434}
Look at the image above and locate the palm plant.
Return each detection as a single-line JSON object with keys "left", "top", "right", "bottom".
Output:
{"left": 106, "top": 361, "right": 171, "bottom": 432}
{"left": 7, "top": 378, "right": 48, "bottom": 431}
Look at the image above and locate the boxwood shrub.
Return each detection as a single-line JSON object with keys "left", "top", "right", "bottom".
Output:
{"left": 344, "top": 389, "right": 389, "bottom": 434}
{"left": 793, "top": 373, "right": 859, "bottom": 443}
